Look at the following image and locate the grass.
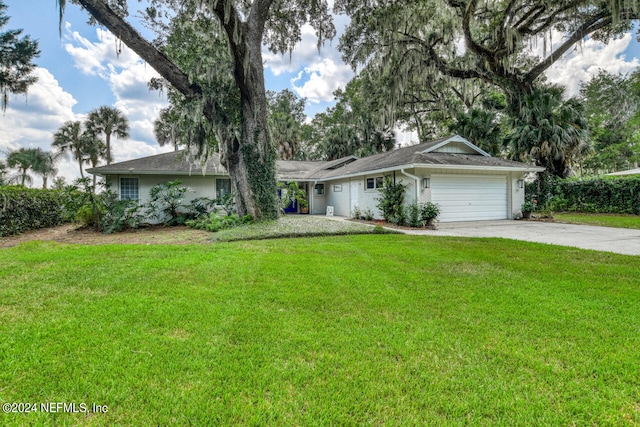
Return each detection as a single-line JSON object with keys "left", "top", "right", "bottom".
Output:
{"left": 211, "top": 215, "right": 395, "bottom": 241}
{"left": 554, "top": 212, "right": 640, "bottom": 229}
{"left": 1, "top": 235, "right": 639, "bottom": 425}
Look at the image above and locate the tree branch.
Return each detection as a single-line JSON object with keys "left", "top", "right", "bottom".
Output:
{"left": 74, "top": 0, "right": 201, "bottom": 99}
{"left": 526, "top": 12, "right": 612, "bottom": 82}
{"left": 462, "top": 0, "right": 495, "bottom": 61}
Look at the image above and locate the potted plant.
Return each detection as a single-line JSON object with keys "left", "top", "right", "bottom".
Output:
{"left": 298, "top": 195, "right": 309, "bottom": 214}
{"left": 419, "top": 202, "right": 440, "bottom": 227}
{"left": 522, "top": 199, "right": 537, "bottom": 219}
{"left": 278, "top": 181, "right": 308, "bottom": 214}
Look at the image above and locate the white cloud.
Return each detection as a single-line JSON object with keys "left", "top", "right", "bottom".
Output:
{"left": 264, "top": 17, "right": 354, "bottom": 105}
{"left": 264, "top": 25, "right": 328, "bottom": 76}
{"left": 540, "top": 32, "right": 639, "bottom": 97}
{"left": 0, "top": 68, "right": 79, "bottom": 186}
{"left": 63, "top": 24, "right": 170, "bottom": 163}
{"left": 292, "top": 58, "right": 353, "bottom": 103}
{"left": 1, "top": 24, "right": 172, "bottom": 188}
{"left": 64, "top": 23, "right": 141, "bottom": 78}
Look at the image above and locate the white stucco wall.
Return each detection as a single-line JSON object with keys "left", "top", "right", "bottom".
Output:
{"left": 326, "top": 179, "right": 351, "bottom": 217}
{"left": 109, "top": 174, "right": 224, "bottom": 204}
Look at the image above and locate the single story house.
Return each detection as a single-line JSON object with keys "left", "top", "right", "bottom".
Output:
{"left": 88, "top": 135, "right": 544, "bottom": 222}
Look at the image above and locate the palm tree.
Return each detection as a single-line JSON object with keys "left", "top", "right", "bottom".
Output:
{"left": 270, "top": 111, "right": 301, "bottom": 160}
{"left": 86, "top": 106, "right": 130, "bottom": 164}
{"left": 6, "top": 147, "right": 46, "bottom": 186}
{"left": 52, "top": 121, "right": 91, "bottom": 179}
{"left": 154, "top": 107, "right": 182, "bottom": 151}
{"left": 451, "top": 108, "right": 504, "bottom": 156}
{"left": 506, "top": 86, "right": 591, "bottom": 178}
{"left": 84, "top": 135, "right": 106, "bottom": 188}
{"left": 33, "top": 150, "right": 63, "bottom": 189}
{"left": 321, "top": 124, "right": 358, "bottom": 160}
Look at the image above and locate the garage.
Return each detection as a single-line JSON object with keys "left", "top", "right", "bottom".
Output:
{"left": 431, "top": 174, "right": 508, "bottom": 222}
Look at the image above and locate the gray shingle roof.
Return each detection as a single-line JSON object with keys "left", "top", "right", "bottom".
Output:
{"left": 88, "top": 135, "right": 543, "bottom": 180}
{"left": 87, "top": 150, "right": 228, "bottom": 176}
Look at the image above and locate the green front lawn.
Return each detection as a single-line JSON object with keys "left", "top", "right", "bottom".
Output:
{"left": 1, "top": 236, "right": 639, "bottom": 425}
{"left": 554, "top": 212, "right": 640, "bottom": 229}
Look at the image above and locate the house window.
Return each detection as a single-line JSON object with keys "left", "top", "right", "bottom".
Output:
{"left": 366, "top": 176, "right": 384, "bottom": 190}
{"left": 366, "top": 178, "right": 375, "bottom": 189}
{"left": 120, "top": 177, "right": 139, "bottom": 201}
{"left": 216, "top": 178, "right": 231, "bottom": 198}
{"left": 314, "top": 183, "right": 325, "bottom": 196}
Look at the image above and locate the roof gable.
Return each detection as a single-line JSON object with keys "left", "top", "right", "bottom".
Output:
{"left": 421, "top": 135, "right": 491, "bottom": 156}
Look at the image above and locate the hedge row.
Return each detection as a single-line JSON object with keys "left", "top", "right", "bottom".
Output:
{"left": 0, "top": 186, "right": 67, "bottom": 237}
{"left": 549, "top": 176, "right": 640, "bottom": 214}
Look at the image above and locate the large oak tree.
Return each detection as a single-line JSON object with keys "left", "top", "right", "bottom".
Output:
{"left": 59, "top": 0, "right": 335, "bottom": 219}
{"left": 336, "top": 0, "right": 640, "bottom": 114}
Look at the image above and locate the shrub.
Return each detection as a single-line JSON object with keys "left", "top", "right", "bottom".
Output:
{"left": 407, "top": 203, "right": 421, "bottom": 227}
{"left": 0, "top": 186, "right": 66, "bottom": 237}
{"left": 543, "top": 176, "right": 640, "bottom": 214}
{"left": 352, "top": 206, "right": 361, "bottom": 220}
{"left": 377, "top": 177, "right": 407, "bottom": 225}
{"left": 405, "top": 201, "right": 441, "bottom": 227}
{"left": 363, "top": 208, "right": 374, "bottom": 221}
{"left": 99, "top": 190, "right": 146, "bottom": 234}
{"left": 186, "top": 212, "right": 253, "bottom": 232}
{"left": 146, "top": 180, "right": 195, "bottom": 225}
{"left": 419, "top": 202, "right": 440, "bottom": 224}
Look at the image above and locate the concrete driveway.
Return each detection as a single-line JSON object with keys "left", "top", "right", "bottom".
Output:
{"left": 404, "top": 220, "right": 640, "bottom": 256}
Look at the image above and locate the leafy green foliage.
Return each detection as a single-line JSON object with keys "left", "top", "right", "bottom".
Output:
{"left": 267, "top": 89, "right": 306, "bottom": 160}
{"left": 186, "top": 212, "right": 253, "bottom": 232}
{"left": 407, "top": 201, "right": 441, "bottom": 227}
{"left": 549, "top": 177, "right": 640, "bottom": 215}
{"left": 277, "top": 181, "right": 308, "bottom": 213}
{"left": 506, "top": 86, "right": 590, "bottom": 178}
{"left": 146, "top": 180, "right": 195, "bottom": 226}
{"left": 85, "top": 106, "right": 130, "bottom": 165}
{"left": 98, "top": 191, "right": 144, "bottom": 234}
{"left": 450, "top": 108, "right": 504, "bottom": 156}
{"left": 0, "top": 0, "right": 39, "bottom": 110}
{"left": 376, "top": 176, "right": 407, "bottom": 224}
{"left": 579, "top": 69, "right": 640, "bottom": 173}
{"left": 419, "top": 202, "right": 440, "bottom": 223}
{"left": 0, "top": 186, "right": 65, "bottom": 236}
{"left": 52, "top": 120, "right": 105, "bottom": 180}
{"left": 5, "top": 147, "right": 47, "bottom": 186}
{"left": 303, "top": 74, "right": 396, "bottom": 160}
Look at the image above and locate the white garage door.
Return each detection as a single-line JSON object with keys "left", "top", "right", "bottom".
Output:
{"left": 431, "top": 174, "right": 508, "bottom": 222}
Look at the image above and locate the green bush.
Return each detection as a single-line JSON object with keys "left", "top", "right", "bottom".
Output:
{"left": 186, "top": 212, "right": 253, "bottom": 232}
{"left": 406, "top": 201, "right": 441, "bottom": 227}
{"left": 377, "top": 177, "right": 407, "bottom": 225}
{"left": 419, "top": 202, "right": 440, "bottom": 224}
{"left": 0, "top": 186, "right": 66, "bottom": 237}
{"left": 407, "top": 202, "right": 421, "bottom": 227}
{"left": 544, "top": 176, "right": 640, "bottom": 214}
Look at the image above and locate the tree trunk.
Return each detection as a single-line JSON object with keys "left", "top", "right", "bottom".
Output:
{"left": 220, "top": 22, "right": 278, "bottom": 220}
{"left": 72, "top": 0, "right": 279, "bottom": 219}
{"left": 78, "top": 158, "right": 85, "bottom": 180}
{"left": 105, "top": 134, "right": 112, "bottom": 165}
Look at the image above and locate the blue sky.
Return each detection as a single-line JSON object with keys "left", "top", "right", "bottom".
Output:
{"left": 1, "top": 0, "right": 640, "bottom": 186}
